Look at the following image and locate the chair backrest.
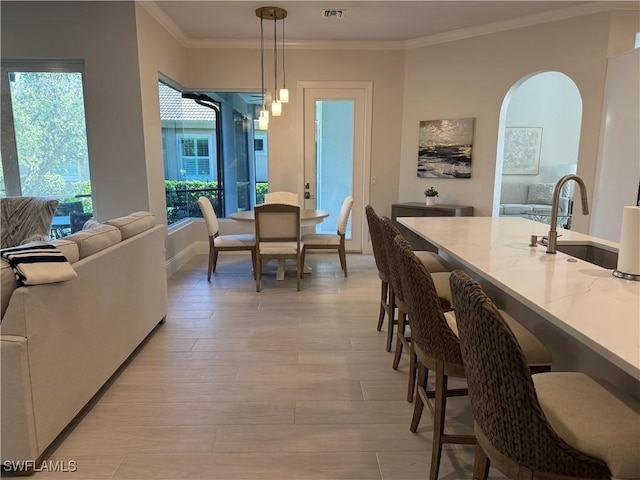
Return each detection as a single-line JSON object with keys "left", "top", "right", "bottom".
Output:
{"left": 365, "top": 205, "right": 389, "bottom": 278}
{"left": 70, "top": 212, "right": 94, "bottom": 233}
{"left": 380, "top": 217, "right": 406, "bottom": 303}
{"left": 264, "top": 191, "right": 299, "bottom": 205}
{"left": 1, "top": 196, "right": 59, "bottom": 248}
{"left": 448, "top": 270, "right": 610, "bottom": 478}
{"left": 197, "top": 196, "right": 219, "bottom": 236}
{"left": 55, "top": 201, "right": 84, "bottom": 216}
{"left": 336, "top": 196, "right": 354, "bottom": 235}
{"left": 255, "top": 203, "right": 301, "bottom": 245}
{"left": 394, "top": 235, "right": 462, "bottom": 364}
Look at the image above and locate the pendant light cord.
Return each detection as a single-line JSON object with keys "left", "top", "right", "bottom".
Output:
{"left": 281, "top": 15, "right": 286, "bottom": 89}
{"left": 273, "top": 15, "right": 278, "bottom": 98}
{"left": 260, "top": 12, "right": 266, "bottom": 109}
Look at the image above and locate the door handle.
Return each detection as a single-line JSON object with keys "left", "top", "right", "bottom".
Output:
{"left": 304, "top": 182, "right": 310, "bottom": 190}
{"left": 304, "top": 192, "right": 311, "bottom": 199}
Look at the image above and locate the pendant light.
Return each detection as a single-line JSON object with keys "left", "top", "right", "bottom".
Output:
{"left": 279, "top": 12, "right": 289, "bottom": 104}
{"left": 256, "top": 6, "right": 287, "bottom": 120}
{"left": 258, "top": 8, "right": 269, "bottom": 129}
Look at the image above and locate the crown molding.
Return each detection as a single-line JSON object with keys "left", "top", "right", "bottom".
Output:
{"left": 137, "top": 1, "right": 189, "bottom": 46}
{"left": 139, "top": 1, "right": 639, "bottom": 51}
{"left": 404, "top": 1, "right": 639, "bottom": 49}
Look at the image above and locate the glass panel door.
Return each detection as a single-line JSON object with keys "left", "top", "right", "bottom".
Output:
{"left": 303, "top": 87, "right": 366, "bottom": 252}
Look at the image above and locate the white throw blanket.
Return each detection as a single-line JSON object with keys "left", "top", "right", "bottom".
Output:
{"left": 1, "top": 243, "right": 77, "bottom": 285}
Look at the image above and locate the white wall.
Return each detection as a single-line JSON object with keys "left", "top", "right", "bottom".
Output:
{"left": 398, "top": 12, "right": 636, "bottom": 234}
{"left": 590, "top": 48, "right": 640, "bottom": 241}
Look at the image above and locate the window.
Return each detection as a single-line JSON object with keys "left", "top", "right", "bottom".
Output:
{"left": 0, "top": 61, "right": 93, "bottom": 236}
{"left": 158, "top": 77, "right": 267, "bottom": 225}
{"left": 178, "top": 135, "right": 213, "bottom": 179}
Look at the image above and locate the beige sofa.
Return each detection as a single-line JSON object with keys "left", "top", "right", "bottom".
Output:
{"left": 1, "top": 211, "right": 168, "bottom": 470}
{"left": 499, "top": 182, "right": 571, "bottom": 218}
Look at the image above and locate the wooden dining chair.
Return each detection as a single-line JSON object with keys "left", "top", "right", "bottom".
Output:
{"left": 395, "top": 235, "right": 552, "bottom": 480}
{"left": 254, "top": 203, "right": 302, "bottom": 291}
{"left": 264, "top": 191, "right": 299, "bottom": 205}
{"left": 449, "top": 269, "right": 640, "bottom": 480}
{"left": 197, "top": 196, "right": 256, "bottom": 280}
{"left": 301, "top": 195, "right": 353, "bottom": 277}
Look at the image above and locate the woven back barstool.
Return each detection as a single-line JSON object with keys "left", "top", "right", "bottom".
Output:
{"left": 380, "top": 217, "right": 453, "bottom": 402}
{"left": 449, "top": 270, "right": 640, "bottom": 480}
{"left": 365, "top": 205, "right": 393, "bottom": 347}
{"left": 395, "top": 234, "right": 474, "bottom": 480}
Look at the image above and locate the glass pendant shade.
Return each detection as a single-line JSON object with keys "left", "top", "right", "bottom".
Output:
{"left": 279, "top": 88, "right": 289, "bottom": 104}
{"left": 271, "top": 99, "right": 282, "bottom": 116}
{"left": 259, "top": 108, "right": 269, "bottom": 129}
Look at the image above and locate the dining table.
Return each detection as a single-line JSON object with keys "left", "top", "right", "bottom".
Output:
{"left": 229, "top": 208, "right": 330, "bottom": 280}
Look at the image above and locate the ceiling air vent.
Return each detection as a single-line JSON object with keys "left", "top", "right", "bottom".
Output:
{"left": 322, "top": 9, "right": 346, "bottom": 19}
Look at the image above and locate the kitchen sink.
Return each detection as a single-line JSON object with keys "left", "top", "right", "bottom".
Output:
{"left": 555, "top": 242, "right": 618, "bottom": 269}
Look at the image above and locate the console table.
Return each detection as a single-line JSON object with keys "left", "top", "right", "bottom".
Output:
{"left": 391, "top": 202, "right": 473, "bottom": 251}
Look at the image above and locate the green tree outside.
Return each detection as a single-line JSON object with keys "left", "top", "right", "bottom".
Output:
{"left": 9, "top": 71, "right": 91, "bottom": 201}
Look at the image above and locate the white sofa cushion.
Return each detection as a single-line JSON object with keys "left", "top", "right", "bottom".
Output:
{"left": 502, "top": 204, "right": 534, "bottom": 215}
{"left": 49, "top": 239, "right": 80, "bottom": 264}
{"left": 106, "top": 211, "right": 156, "bottom": 240}
{"left": 65, "top": 224, "right": 122, "bottom": 259}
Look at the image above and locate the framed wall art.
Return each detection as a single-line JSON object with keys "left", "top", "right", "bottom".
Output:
{"left": 503, "top": 127, "right": 543, "bottom": 175}
{"left": 417, "top": 117, "right": 474, "bottom": 179}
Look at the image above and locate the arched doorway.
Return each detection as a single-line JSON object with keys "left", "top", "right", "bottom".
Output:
{"left": 493, "top": 71, "right": 583, "bottom": 229}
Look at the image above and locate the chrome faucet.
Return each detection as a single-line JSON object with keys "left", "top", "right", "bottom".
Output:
{"left": 546, "top": 174, "right": 589, "bottom": 254}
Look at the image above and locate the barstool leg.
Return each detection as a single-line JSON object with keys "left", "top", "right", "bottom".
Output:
{"left": 473, "top": 444, "right": 490, "bottom": 480}
{"left": 386, "top": 289, "right": 396, "bottom": 352}
{"left": 429, "top": 361, "right": 447, "bottom": 480}
{"left": 377, "top": 281, "right": 388, "bottom": 331}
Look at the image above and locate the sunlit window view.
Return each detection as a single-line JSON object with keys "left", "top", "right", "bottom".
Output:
{"left": 158, "top": 80, "right": 267, "bottom": 225}
{"left": 1, "top": 67, "right": 93, "bottom": 237}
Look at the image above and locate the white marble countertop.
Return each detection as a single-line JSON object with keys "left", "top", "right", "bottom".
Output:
{"left": 398, "top": 216, "right": 640, "bottom": 378}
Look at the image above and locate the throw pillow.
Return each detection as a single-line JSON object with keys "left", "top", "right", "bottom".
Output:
{"left": 527, "top": 183, "right": 555, "bottom": 205}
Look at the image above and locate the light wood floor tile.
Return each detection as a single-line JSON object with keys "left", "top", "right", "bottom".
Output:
{"left": 100, "top": 380, "right": 364, "bottom": 403}
{"left": 298, "top": 351, "right": 393, "bottom": 365}
{"left": 212, "top": 424, "right": 430, "bottom": 453}
{"left": 114, "top": 364, "right": 239, "bottom": 384}
{"left": 360, "top": 381, "right": 412, "bottom": 401}
{"left": 53, "top": 426, "right": 217, "bottom": 455}
{"left": 79, "top": 401, "right": 295, "bottom": 426}
{"left": 235, "top": 364, "right": 409, "bottom": 383}
{"left": 192, "top": 337, "right": 300, "bottom": 351}
{"left": 111, "top": 452, "right": 382, "bottom": 479}
{"left": 294, "top": 400, "right": 414, "bottom": 424}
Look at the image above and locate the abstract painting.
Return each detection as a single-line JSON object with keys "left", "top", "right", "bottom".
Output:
{"left": 503, "top": 127, "right": 543, "bottom": 175}
{"left": 417, "top": 117, "right": 474, "bottom": 179}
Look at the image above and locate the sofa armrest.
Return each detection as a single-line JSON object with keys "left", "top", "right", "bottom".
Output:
{"left": 557, "top": 197, "right": 569, "bottom": 215}
{"left": 1, "top": 335, "right": 39, "bottom": 464}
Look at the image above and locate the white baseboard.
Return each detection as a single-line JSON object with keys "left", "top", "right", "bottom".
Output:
{"left": 165, "top": 241, "right": 208, "bottom": 278}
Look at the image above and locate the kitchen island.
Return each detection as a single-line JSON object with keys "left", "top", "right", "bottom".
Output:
{"left": 398, "top": 216, "right": 639, "bottom": 398}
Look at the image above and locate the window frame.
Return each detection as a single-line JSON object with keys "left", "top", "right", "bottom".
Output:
{"left": 177, "top": 134, "right": 214, "bottom": 180}
{"left": 0, "top": 59, "right": 91, "bottom": 199}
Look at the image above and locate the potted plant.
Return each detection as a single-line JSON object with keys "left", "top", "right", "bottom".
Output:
{"left": 424, "top": 186, "right": 439, "bottom": 206}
